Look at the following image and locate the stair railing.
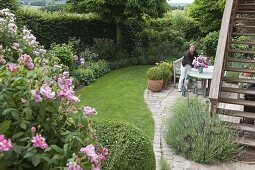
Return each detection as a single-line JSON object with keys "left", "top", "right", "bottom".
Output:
{"left": 209, "top": 0, "right": 237, "bottom": 115}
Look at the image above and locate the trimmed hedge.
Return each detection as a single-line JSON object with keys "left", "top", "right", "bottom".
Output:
{"left": 93, "top": 120, "right": 155, "bottom": 170}
{"left": 16, "top": 8, "right": 116, "bottom": 48}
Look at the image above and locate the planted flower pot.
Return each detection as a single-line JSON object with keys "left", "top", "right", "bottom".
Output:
{"left": 148, "top": 79, "right": 163, "bottom": 92}
{"left": 146, "top": 66, "right": 164, "bottom": 92}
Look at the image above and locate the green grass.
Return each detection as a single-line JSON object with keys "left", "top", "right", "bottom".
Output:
{"left": 77, "top": 65, "right": 154, "bottom": 139}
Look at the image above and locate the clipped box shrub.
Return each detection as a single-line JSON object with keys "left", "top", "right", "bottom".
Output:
{"left": 165, "top": 97, "right": 239, "bottom": 164}
{"left": 93, "top": 120, "right": 155, "bottom": 170}
{"left": 71, "top": 67, "right": 95, "bottom": 86}
{"left": 146, "top": 66, "right": 163, "bottom": 80}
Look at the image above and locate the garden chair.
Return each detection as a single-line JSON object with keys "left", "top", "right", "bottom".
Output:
{"left": 173, "top": 57, "right": 183, "bottom": 88}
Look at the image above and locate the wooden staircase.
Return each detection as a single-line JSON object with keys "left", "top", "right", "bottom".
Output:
{"left": 209, "top": 0, "right": 255, "bottom": 160}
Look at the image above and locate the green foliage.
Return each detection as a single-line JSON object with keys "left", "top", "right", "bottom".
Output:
{"left": 165, "top": 97, "right": 239, "bottom": 164}
{"left": 170, "top": 12, "right": 200, "bottom": 40}
{"left": 71, "top": 67, "right": 95, "bottom": 86}
{"left": 87, "top": 59, "right": 111, "bottom": 78}
{"left": 49, "top": 43, "right": 74, "bottom": 68}
{"left": 92, "top": 39, "right": 116, "bottom": 61}
{"left": 160, "top": 157, "right": 171, "bottom": 170}
{"left": 109, "top": 58, "right": 130, "bottom": 70}
{"left": 140, "top": 15, "right": 185, "bottom": 61}
{"left": 67, "top": 0, "right": 167, "bottom": 22}
{"left": 93, "top": 120, "right": 156, "bottom": 170}
{"left": 16, "top": 7, "right": 115, "bottom": 48}
{"left": 188, "top": 0, "right": 225, "bottom": 35}
{"left": 225, "top": 71, "right": 240, "bottom": 79}
{"left": 157, "top": 61, "right": 172, "bottom": 81}
{"left": 201, "top": 31, "right": 219, "bottom": 58}
{"left": 67, "top": 0, "right": 168, "bottom": 44}
{"left": 0, "top": 10, "right": 101, "bottom": 169}
{"left": 0, "top": 0, "right": 19, "bottom": 11}
{"left": 147, "top": 66, "right": 164, "bottom": 80}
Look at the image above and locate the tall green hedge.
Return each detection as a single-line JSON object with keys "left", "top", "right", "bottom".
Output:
{"left": 16, "top": 8, "right": 116, "bottom": 48}
{"left": 0, "top": 0, "right": 19, "bottom": 12}
{"left": 93, "top": 120, "right": 156, "bottom": 170}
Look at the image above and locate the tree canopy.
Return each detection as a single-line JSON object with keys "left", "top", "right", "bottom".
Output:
{"left": 66, "top": 0, "right": 169, "bottom": 44}
{"left": 188, "top": 0, "right": 225, "bottom": 35}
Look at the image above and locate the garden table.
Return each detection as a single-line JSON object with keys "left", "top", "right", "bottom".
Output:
{"left": 188, "top": 66, "right": 214, "bottom": 97}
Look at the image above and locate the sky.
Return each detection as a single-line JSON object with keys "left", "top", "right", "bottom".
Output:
{"left": 167, "top": 0, "right": 194, "bottom": 3}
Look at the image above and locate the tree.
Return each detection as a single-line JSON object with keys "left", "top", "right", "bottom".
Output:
{"left": 0, "top": 0, "right": 19, "bottom": 12}
{"left": 188, "top": 0, "right": 225, "bottom": 36}
{"left": 66, "top": 0, "right": 168, "bottom": 45}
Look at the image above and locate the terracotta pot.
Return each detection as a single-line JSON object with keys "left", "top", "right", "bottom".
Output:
{"left": 243, "top": 72, "right": 253, "bottom": 77}
{"left": 148, "top": 80, "right": 163, "bottom": 92}
{"left": 162, "top": 80, "right": 168, "bottom": 89}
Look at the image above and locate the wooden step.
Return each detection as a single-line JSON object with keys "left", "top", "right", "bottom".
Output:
{"left": 236, "top": 11, "right": 255, "bottom": 14}
{"left": 232, "top": 32, "right": 255, "bottom": 36}
{"left": 235, "top": 138, "right": 255, "bottom": 147}
{"left": 238, "top": 147, "right": 255, "bottom": 162}
{"left": 225, "top": 67, "right": 255, "bottom": 74}
{"left": 231, "top": 123, "right": 255, "bottom": 133}
{"left": 218, "top": 108, "right": 255, "bottom": 119}
{"left": 229, "top": 49, "right": 255, "bottom": 54}
{"left": 238, "top": 4, "right": 255, "bottom": 9}
{"left": 234, "top": 25, "right": 255, "bottom": 29}
{"left": 232, "top": 17, "right": 255, "bottom": 21}
{"left": 231, "top": 40, "right": 255, "bottom": 45}
{"left": 223, "top": 77, "right": 255, "bottom": 84}
{"left": 227, "top": 57, "right": 255, "bottom": 63}
{"left": 221, "top": 87, "right": 255, "bottom": 95}
{"left": 219, "top": 97, "right": 255, "bottom": 107}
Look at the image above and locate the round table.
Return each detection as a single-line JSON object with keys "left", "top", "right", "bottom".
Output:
{"left": 188, "top": 66, "right": 214, "bottom": 97}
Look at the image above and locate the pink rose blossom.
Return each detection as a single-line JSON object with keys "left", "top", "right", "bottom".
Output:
{"left": 73, "top": 55, "right": 79, "bottom": 61}
{"left": 7, "top": 63, "right": 19, "bottom": 72}
{"left": 31, "top": 89, "right": 42, "bottom": 102}
{"left": 31, "top": 127, "right": 36, "bottom": 133}
{"left": 0, "top": 58, "right": 6, "bottom": 65}
{"left": 91, "top": 166, "right": 101, "bottom": 170}
{"left": 67, "top": 161, "right": 83, "bottom": 170}
{"left": 40, "top": 84, "right": 55, "bottom": 99}
{"left": 27, "top": 61, "right": 34, "bottom": 70}
{"left": 80, "top": 144, "right": 98, "bottom": 163}
{"left": 32, "top": 134, "right": 48, "bottom": 149}
{"left": 11, "top": 42, "right": 19, "bottom": 50}
{"left": 83, "top": 106, "right": 97, "bottom": 116}
{"left": 0, "top": 135, "right": 12, "bottom": 152}
{"left": 57, "top": 77, "right": 72, "bottom": 90}
{"left": 80, "top": 58, "right": 85, "bottom": 65}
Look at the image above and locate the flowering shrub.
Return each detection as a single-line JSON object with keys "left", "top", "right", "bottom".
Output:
{"left": 0, "top": 8, "right": 107, "bottom": 169}
{"left": 192, "top": 55, "right": 209, "bottom": 69}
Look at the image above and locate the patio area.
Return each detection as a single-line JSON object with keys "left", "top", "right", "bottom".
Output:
{"left": 144, "top": 83, "right": 255, "bottom": 170}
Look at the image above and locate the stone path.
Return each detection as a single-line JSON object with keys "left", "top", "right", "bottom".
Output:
{"left": 144, "top": 84, "right": 255, "bottom": 170}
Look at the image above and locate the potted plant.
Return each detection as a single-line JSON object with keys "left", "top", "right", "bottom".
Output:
{"left": 157, "top": 62, "right": 172, "bottom": 89}
{"left": 147, "top": 66, "right": 164, "bottom": 92}
{"left": 192, "top": 55, "right": 209, "bottom": 73}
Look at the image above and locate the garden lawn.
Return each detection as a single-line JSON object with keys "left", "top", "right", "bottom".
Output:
{"left": 77, "top": 65, "right": 154, "bottom": 139}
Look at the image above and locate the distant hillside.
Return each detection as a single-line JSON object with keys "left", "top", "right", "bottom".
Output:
{"left": 169, "top": 3, "right": 190, "bottom": 6}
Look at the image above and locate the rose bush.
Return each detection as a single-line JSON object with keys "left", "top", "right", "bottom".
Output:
{"left": 0, "top": 8, "right": 107, "bottom": 170}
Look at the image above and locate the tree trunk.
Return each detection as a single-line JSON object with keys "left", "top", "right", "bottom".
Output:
{"left": 116, "top": 23, "right": 121, "bottom": 45}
